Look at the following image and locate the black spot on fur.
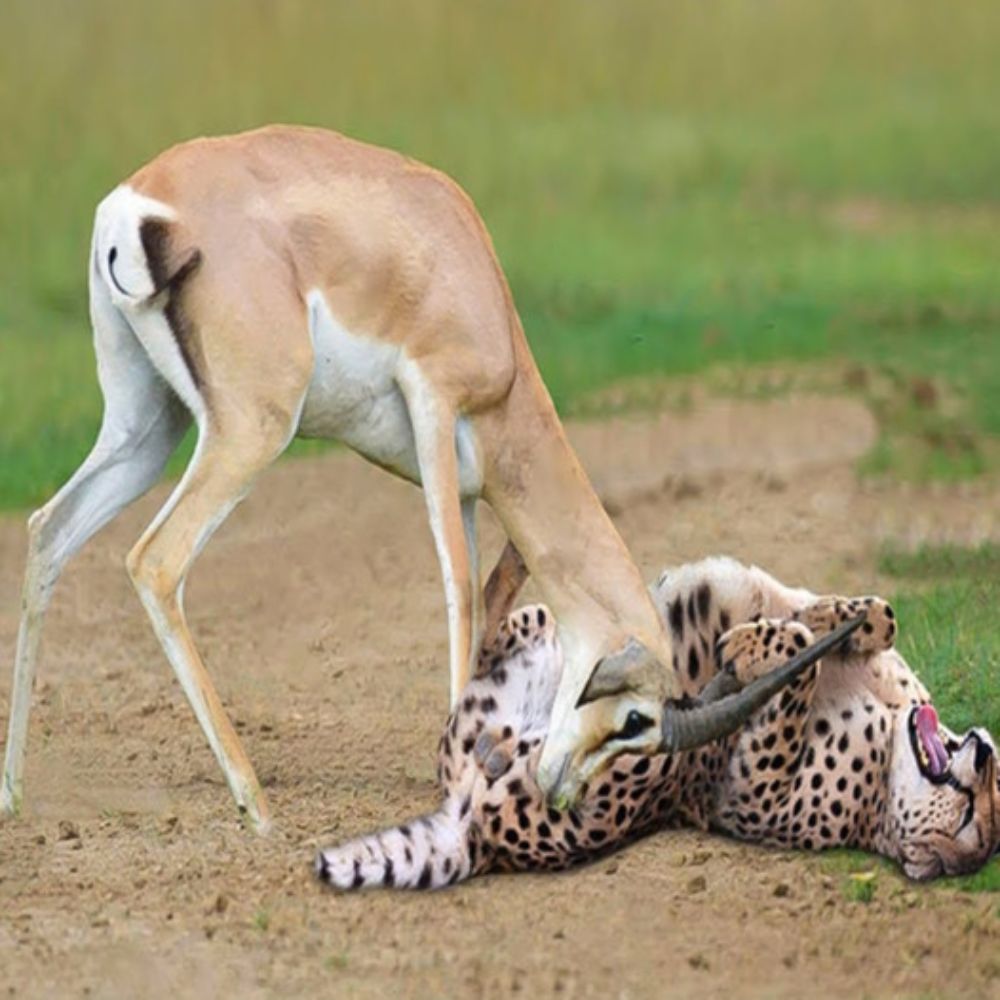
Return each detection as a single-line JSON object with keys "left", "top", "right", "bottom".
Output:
{"left": 669, "top": 598, "right": 685, "bottom": 638}
{"left": 688, "top": 646, "right": 699, "bottom": 680}
{"left": 696, "top": 583, "right": 711, "bottom": 622}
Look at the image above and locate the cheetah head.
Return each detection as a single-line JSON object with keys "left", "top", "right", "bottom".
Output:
{"left": 889, "top": 703, "right": 1000, "bottom": 880}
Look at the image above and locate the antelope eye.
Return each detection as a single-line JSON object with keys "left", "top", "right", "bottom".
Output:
{"left": 618, "top": 710, "right": 653, "bottom": 740}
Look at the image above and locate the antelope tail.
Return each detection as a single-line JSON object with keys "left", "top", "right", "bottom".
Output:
{"left": 315, "top": 795, "right": 479, "bottom": 891}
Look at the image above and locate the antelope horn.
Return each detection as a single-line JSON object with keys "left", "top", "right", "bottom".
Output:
{"left": 661, "top": 614, "right": 865, "bottom": 753}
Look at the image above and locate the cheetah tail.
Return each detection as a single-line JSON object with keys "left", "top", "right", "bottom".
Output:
{"left": 314, "top": 795, "right": 478, "bottom": 891}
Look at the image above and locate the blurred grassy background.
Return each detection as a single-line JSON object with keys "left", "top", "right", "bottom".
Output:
{"left": 2, "top": 0, "right": 1000, "bottom": 507}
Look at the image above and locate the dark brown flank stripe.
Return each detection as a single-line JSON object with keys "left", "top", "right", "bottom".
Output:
{"left": 138, "top": 218, "right": 204, "bottom": 391}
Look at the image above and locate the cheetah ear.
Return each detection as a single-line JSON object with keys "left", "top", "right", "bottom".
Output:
{"left": 576, "top": 638, "right": 647, "bottom": 708}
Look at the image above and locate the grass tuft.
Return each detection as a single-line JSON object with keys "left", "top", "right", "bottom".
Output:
{"left": 879, "top": 543, "right": 1000, "bottom": 582}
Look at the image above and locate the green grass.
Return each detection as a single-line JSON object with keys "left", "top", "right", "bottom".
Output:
{"left": 880, "top": 543, "right": 1000, "bottom": 583}
{"left": 2, "top": 0, "right": 1000, "bottom": 508}
{"left": 881, "top": 546, "right": 1000, "bottom": 737}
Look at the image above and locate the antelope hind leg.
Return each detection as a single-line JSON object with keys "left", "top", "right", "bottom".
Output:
{"left": 2, "top": 288, "right": 189, "bottom": 818}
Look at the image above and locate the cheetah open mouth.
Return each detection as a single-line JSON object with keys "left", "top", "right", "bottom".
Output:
{"left": 908, "top": 705, "right": 953, "bottom": 782}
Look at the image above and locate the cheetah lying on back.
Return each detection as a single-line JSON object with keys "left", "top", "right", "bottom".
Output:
{"left": 317, "top": 557, "right": 999, "bottom": 888}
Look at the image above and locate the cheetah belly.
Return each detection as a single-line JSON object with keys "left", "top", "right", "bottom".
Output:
{"left": 298, "top": 289, "right": 481, "bottom": 495}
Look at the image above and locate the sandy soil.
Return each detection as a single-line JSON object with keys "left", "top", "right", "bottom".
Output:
{"left": 1, "top": 395, "right": 998, "bottom": 1000}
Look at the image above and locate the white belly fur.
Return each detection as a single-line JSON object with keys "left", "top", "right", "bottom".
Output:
{"left": 298, "top": 290, "right": 482, "bottom": 496}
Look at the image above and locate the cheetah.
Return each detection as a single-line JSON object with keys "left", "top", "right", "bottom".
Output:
{"left": 316, "top": 557, "right": 999, "bottom": 888}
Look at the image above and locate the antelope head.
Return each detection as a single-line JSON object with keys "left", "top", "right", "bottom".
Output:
{"left": 538, "top": 615, "right": 865, "bottom": 808}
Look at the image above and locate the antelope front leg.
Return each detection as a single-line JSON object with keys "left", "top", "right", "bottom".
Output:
{"left": 399, "top": 370, "right": 476, "bottom": 705}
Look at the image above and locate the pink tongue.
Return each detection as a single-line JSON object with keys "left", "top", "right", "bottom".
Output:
{"left": 916, "top": 705, "right": 949, "bottom": 776}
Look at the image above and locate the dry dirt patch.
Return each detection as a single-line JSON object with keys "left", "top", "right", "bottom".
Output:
{"left": 1, "top": 396, "right": 998, "bottom": 999}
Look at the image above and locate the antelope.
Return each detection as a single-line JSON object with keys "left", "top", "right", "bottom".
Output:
{"left": 1, "top": 126, "right": 800, "bottom": 832}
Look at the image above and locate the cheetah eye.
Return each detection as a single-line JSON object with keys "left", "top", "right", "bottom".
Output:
{"left": 617, "top": 710, "right": 654, "bottom": 740}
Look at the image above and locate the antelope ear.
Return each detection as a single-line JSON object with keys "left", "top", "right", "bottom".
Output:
{"left": 576, "top": 638, "right": 646, "bottom": 708}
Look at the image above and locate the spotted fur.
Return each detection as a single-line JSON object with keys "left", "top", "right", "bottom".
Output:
{"left": 317, "top": 557, "right": 999, "bottom": 888}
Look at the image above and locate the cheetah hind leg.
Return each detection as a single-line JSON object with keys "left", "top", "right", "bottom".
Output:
{"left": 715, "top": 618, "right": 819, "bottom": 688}
{"left": 793, "top": 595, "right": 897, "bottom": 655}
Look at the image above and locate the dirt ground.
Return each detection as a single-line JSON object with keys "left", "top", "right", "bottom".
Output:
{"left": 2, "top": 395, "right": 999, "bottom": 1000}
